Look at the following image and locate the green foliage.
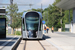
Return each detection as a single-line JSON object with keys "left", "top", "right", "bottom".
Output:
{"left": 53, "top": 0, "right": 61, "bottom": 5}
{"left": 10, "top": 13, "right": 22, "bottom": 29}
{"left": 31, "top": 8, "right": 43, "bottom": 13}
{"left": 7, "top": 4, "right": 22, "bottom": 29}
{"left": 32, "top": 8, "right": 42, "bottom": 12}
{"left": 16, "top": 31, "right": 21, "bottom": 35}
{"left": 7, "top": 4, "right": 23, "bottom": 34}
{"left": 0, "top": 15, "right": 9, "bottom": 22}
{"left": 63, "top": 9, "right": 73, "bottom": 23}
{"left": 43, "top": 4, "right": 63, "bottom": 28}
{"left": 43, "top": 0, "right": 73, "bottom": 31}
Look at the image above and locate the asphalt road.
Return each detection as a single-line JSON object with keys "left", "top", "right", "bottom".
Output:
{"left": 46, "top": 31, "right": 75, "bottom": 50}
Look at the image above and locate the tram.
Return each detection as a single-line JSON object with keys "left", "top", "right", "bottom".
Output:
{"left": 21, "top": 11, "right": 43, "bottom": 39}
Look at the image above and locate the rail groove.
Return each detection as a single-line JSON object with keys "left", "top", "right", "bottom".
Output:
{"left": 38, "top": 40, "right": 46, "bottom": 50}
{"left": 23, "top": 40, "right": 46, "bottom": 50}
{"left": 23, "top": 40, "right": 27, "bottom": 50}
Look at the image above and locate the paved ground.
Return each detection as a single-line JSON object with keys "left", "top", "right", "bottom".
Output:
{"left": 1, "top": 31, "right": 75, "bottom": 50}
{"left": 25, "top": 41, "right": 44, "bottom": 50}
{"left": 17, "top": 38, "right": 57, "bottom": 50}
{"left": 45, "top": 31, "right": 75, "bottom": 50}
{"left": 0, "top": 36, "right": 21, "bottom": 50}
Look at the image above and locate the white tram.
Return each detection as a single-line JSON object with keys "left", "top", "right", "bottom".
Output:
{"left": 21, "top": 11, "right": 43, "bottom": 39}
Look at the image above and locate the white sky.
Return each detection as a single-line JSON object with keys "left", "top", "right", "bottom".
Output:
{"left": 0, "top": 0, "right": 55, "bottom": 12}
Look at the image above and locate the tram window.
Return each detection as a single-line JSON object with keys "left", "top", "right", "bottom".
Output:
{"left": 22, "top": 18, "right": 25, "bottom": 30}
{"left": 25, "top": 12, "right": 39, "bottom": 31}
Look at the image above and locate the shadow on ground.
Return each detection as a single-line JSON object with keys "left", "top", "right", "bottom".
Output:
{"left": 43, "top": 34, "right": 51, "bottom": 40}
{"left": 0, "top": 37, "right": 18, "bottom": 46}
{"left": 23, "top": 34, "right": 51, "bottom": 41}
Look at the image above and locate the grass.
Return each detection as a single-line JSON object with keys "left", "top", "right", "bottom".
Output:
{"left": 15, "top": 31, "right": 21, "bottom": 35}
{"left": 6, "top": 30, "right": 21, "bottom": 36}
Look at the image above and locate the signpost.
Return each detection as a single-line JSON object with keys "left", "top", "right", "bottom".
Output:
{"left": 42, "top": 20, "right": 45, "bottom": 24}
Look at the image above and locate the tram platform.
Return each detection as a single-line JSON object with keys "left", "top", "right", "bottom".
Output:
{"left": 0, "top": 36, "right": 21, "bottom": 50}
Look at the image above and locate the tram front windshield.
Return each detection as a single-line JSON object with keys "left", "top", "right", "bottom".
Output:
{"left": 25, "top": 12, "right": 39, "bottom": 31}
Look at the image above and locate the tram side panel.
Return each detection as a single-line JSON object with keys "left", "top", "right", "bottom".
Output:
{"left": 22, "top": 18, "right": 27, "bottom": 38}
{"left": 38, "top": 18, "right": 43, "bottom": 38}
{"left": 37, "top": 31, "right": 43, "bottom": 38}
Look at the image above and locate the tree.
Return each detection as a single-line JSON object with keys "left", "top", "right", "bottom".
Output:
{"left": 32, "top": 8, "right": 43, "bottom": 13}
{"left": 43, "top": 0, "right": 73, "bottom": 31}
{"left": 43, "top": 4, "right": 62, "bottom": 28}
{"left": 0, "top": 15, "right": 8, "bottom": 21}
{"left": 43, "top": 0, "right": 65, "bottom": 29}
{"left": 7, "top": 4, "right": 22, "bottom": 34}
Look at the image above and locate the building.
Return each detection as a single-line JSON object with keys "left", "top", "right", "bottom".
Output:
{"left": 56, "top": 0, "right": 75, "bottom": 33}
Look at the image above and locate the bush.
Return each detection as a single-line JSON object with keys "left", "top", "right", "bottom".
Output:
{"left": 16, "top": 31, "right": 21, "bottom": 35}
{"left": 54, "top": 28, "right": 58, "bottom": 31}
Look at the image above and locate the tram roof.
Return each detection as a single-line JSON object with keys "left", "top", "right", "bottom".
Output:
{"left": 56, "top": 0, "right": 75, "bottom": 10}
{"left": 22, "top": 11, "right": 42, "bottom": 18}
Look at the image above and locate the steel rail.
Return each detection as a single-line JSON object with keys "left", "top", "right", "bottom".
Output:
{"left": 38, "top": 40, "right": 46, "bottom": 50}
{"left": 23, "top": 40, "right": 27, "bottom": 50}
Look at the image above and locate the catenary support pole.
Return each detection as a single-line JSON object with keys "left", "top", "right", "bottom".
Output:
{"left": 10, "top": 0, "right": 13, "bottom": 24}
{"left": 69, "top": 9, "right": 70, "bottom": 23}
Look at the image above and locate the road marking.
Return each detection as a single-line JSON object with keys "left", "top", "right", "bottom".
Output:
{"left": 11, "top": 36, "right": 22, "bottom": 50}
{"left": 46, "top": 39, "right": 63, "bottom": 50}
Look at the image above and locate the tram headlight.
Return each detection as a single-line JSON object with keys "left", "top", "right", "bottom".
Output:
{"left": 36, "top": 31, "right": 37, "bottom": 33}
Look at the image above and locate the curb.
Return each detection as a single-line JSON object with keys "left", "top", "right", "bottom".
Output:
{"left": 46, "top": 40, "right": 63, "bottom": 50}
{"left": 0, "top": 36, "right": 17, "bottom": 50}
{"left": 11, "top": 36, "right": 22, "bottom": 50}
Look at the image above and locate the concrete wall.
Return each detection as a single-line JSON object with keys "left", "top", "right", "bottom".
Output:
{"left": 58, "top": 28, "right": 61, "bottom": 32}
{"left": 6, "top": 27, "right": 21, "bottom": 31}
{"left": 15, "top": 28, "right": 21, "bottom": 31}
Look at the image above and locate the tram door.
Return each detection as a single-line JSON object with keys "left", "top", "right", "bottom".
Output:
{"left": 25, "top": 12, "right": 39, "bottom": 38}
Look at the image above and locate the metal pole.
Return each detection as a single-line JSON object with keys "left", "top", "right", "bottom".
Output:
{"left": 47, "top": 12, "right": 48, "bottom": 26}
{"left": 41, "top": 4, "right": 42, "bottom": 14}
{"left": 61, "top": 8, "right": 62, "bottom": 31}
{"left": 10, "top": 0, "right": 13, "bottom": 34}
{"left": 69, "top": 9, "right": 70, "bottom": 23}
{"left": 29, "top": 4, "right": 33, "bottom": 8}
{"left": 10, "top": 0, "right": 13, "bottom": 24}
{"left": 10, "top": 0, "right": 13, "bottom": 4}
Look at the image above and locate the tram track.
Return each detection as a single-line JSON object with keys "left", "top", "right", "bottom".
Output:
{"left": 38, "top": 40, "right": 46, "bottom": 50}
{"left": 23, "top": 40, "right": 27, "bottom": 50}
{"left": 23, "top": 40, "right": 46, "bottom": 50}
{"left": 17, "top": 36, "right": 58, "bottom": 50}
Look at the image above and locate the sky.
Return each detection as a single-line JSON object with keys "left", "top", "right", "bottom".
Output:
{"left": 0, "top": 0, "right": 55, "bottom": 12}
